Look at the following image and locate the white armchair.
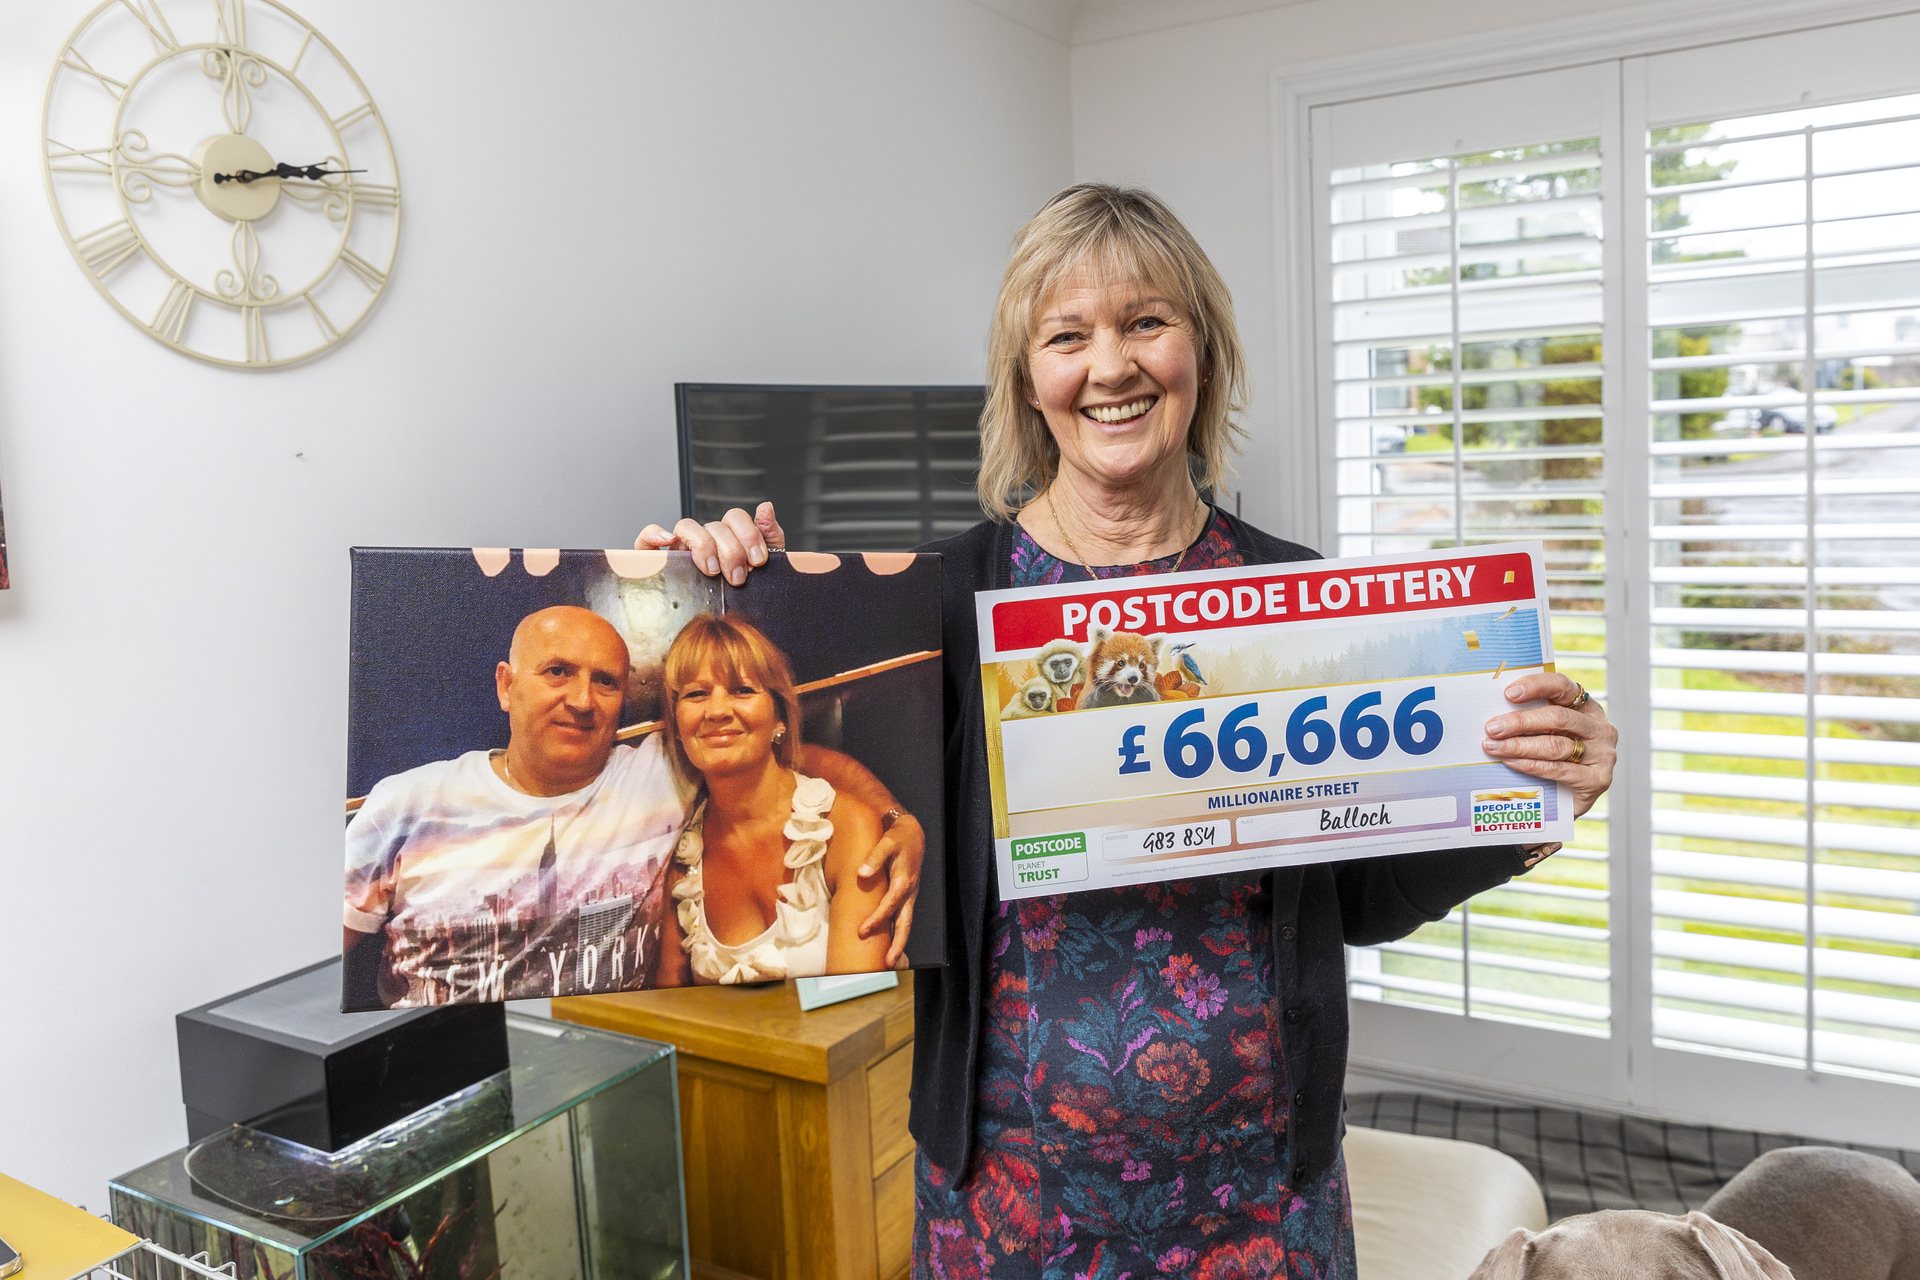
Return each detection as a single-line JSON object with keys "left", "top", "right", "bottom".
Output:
{"left": 1345, "top": 1124, "right": 1549, "bottom": 1280}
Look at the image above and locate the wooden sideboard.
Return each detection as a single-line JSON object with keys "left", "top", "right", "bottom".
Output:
{"left": 554, "top": 975, "right": 916, "bottom": 1280}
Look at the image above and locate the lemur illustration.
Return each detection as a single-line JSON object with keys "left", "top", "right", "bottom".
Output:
{"left": 1033, "top": 637, "right": 1085, "bottom": 708}
{"left": 1001, "top": 675, "right": 1058, "bottom": 719}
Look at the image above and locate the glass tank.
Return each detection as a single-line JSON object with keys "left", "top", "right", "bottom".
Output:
{"left": 110, "top": 1014, "right": 685, "bottom": 1280}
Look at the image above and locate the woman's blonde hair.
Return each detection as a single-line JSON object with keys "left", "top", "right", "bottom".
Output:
{"left": 977, "top": 183, "right": 1248, "bottom": 521}
{"left": 662, "top": 614, "right": 802, "bottom": 777}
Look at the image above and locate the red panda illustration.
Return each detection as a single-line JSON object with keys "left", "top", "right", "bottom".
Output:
{"left": 1081, "top": 626, "right": 1165, "bottom": 708}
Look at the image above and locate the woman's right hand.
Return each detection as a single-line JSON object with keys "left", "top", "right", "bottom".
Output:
{"left": 636, "top": 501, "right": 785, "bottom": 584}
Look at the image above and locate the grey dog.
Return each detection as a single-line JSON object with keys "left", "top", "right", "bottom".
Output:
{"left": 1704, "top": 1146, "right": 1920, "bottom": 1280}
{"left": 1469, "top": 1209, "right": 1791, "bottom": 1279}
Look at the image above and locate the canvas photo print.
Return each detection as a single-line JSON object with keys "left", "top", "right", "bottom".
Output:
{"left": 343, "top": 547, "right": 943, "bottom": 1011}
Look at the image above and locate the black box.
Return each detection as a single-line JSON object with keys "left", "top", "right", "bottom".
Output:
{"left": 178, "top": 958, "right": 510, "bottom": 1152}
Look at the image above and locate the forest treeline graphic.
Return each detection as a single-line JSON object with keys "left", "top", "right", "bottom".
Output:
{"left": 1189, "top": 608, "right": 1545, "bottom": 697}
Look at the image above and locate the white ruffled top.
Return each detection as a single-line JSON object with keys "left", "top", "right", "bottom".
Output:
{"left": 673, "top": 771, "right": 835, "bottom": 985}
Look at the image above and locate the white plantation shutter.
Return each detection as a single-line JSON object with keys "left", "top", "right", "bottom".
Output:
{"left": 1318, "top": 69, "right": 1615, "bottom": 1043}
{"left": 1641, "top": 87, "right": 1920, "bottom": 1084}
{"left": 1308, "top": 15, "right": 1920, "bottom": 1138}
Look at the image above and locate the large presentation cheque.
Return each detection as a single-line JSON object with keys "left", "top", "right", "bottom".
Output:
{"left": 977, "top": 541, "right": 1573, "bottom": 899}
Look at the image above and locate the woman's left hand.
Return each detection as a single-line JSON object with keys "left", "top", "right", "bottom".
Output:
{"left": 1483, "top": 672, "right": 1617, "bottom": 820}
{"left": 636, "top": 501, "right": 784, "bottom": 585}
{"left": 857, "top": 814, "right": 924, "bottom": 969}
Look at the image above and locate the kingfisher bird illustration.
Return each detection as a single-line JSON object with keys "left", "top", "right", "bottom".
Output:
{"left": 1168, "top": 642, "right": 1208, "bottom": 694}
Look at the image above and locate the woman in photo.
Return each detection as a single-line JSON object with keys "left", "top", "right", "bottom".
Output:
{"left": 652, "top": 613, "right": 890, "bottom": 986}
{"left": 641, "top": 184, "right": 1618, "bottom": 1277}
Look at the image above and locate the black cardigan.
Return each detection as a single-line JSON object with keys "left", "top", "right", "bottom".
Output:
{"left": 910, "top": 511, "right": 1528, "bottom": 1183}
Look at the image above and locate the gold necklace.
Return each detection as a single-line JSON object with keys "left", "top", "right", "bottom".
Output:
{"left": 1046, "top": 488, "right": 1207, "bottom": 579}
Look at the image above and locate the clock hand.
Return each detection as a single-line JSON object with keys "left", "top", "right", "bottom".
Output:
{"left": 282, "top": 163, "right": 366, "bottom": 181}
{"left": 213, "top": 162, "right": 367, "bottom": 185}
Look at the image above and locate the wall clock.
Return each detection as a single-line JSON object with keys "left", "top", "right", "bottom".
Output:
{"left": 42, "top": 0, "right": 399, "bottom": 368}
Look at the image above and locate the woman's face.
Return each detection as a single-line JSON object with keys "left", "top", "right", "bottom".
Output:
{"left": 1028, "top": 270, "right": 1202, "bottom": 496}
{"left": 673, "top": 663, "right": 781, "bottom": 780}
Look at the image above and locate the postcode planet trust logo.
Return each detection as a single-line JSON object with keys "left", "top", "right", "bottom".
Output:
{"left": 1471, "top": 787, "right": 1544, "bottom": 834}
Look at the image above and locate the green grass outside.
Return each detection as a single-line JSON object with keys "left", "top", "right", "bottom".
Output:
{"left": 1375, "top": 651, "right": 1920, "bottom": 1031}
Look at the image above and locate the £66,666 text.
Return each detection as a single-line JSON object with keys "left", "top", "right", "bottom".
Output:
{"left": 1115, "top": 685, "right": 1442, "bottom": 781}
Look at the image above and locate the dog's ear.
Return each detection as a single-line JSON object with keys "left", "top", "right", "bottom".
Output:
{"left": 1685, "top": 1212, "right": 1795, "bottom": 1280}
{"left": 1468, "top": 1227, "right": 1537, "bottom": 1280}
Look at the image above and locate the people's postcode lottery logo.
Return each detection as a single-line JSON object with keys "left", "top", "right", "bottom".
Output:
{"left": 1471, "top": 788, "right": 1544, "bottom": 833}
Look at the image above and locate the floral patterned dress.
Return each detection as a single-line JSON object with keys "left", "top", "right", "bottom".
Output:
{"left": 913, "top": 512, "right": 1357, "bottom": 1280}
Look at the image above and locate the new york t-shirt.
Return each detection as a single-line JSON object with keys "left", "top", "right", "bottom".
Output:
{"left": 345, "top": 736, "right": 691, "bottom": 1005}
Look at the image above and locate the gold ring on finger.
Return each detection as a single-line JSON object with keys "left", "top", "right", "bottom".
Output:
{"left": 1568, "top": 737, "right": 1586, "bottom": 764}
{"left": 1524, "top": 843, "right": 1562, "bottom": 868}
{"left": 1570, "top": 682, "right": 1590, "bottom": 709}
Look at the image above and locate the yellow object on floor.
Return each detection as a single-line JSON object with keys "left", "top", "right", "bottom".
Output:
{"left": 0, "top": 1173, "right": 138, "bottom": 1279}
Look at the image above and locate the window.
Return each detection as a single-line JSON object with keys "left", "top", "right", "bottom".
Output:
{"left": 1307, "top": 14, "right": 1920, "bottom": 1141}
{"left": 1645, "top": 94, "right": 1920, "bottom": 1083}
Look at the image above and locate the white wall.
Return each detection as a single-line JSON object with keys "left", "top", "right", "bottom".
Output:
{"left": 0, "top": 0, "right": 1069, "bottom": 1206}
{"left": 1068, "top": 0, "right": 1704, "bottom": 544}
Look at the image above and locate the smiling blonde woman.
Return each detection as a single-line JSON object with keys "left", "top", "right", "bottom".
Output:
{"left": 637, "top": 183, "right": 1621, "bottom": 1277}
{"left": 651, "top": 614, "right": 888, "bottom": 986}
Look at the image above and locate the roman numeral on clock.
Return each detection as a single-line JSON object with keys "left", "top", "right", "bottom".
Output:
{"left": 338, "top": 247, "right": 387, "bottom": 291}
{"left": 351, "top": 181, "right": 399, "bottom": 210}
{"left": 215, "top": 0, "right": 246, "bottom": 49}
{"left": 151, "top": 280, "right": 194, "bottom": 344}
{"left": 242, "top": 305, "right": 269, "bottom": 364}
{"left": 305, "top": 293, "right": 340, "bottom": 342}
{"left": 45, "top": 139, "right": 113, "bottom": 176}
{"left": 59, "top": 48, "right": 129, "bottom": 100}
{"left": 116, "top": 0, "right": 180, "bottom": 53}
{"left": 76, "top": 220, "right": 142, "bottom": 277}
